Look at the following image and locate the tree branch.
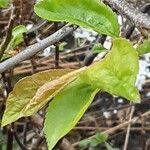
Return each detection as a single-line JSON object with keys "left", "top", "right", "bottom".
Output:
{"left": 0, "top": 5, "right": 15, "bottom": 60}
{"left": 105, "top": 0, "right": 150, "bottom": 29}
{"left": 0, "top": 25, "right": 75, "bottom": 74}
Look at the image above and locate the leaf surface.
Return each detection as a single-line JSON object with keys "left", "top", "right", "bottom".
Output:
{"left": 44, "top": 38, "right": 140, "bottom": 149}
{"left": 24, "top": 68, "right": 85, "bottom": 115}
{"left": 2, "top": 69, "right": 80, "bottom": 127}
{"left": 44, "top": 78, "right": 99, "bottom": 150}
{"left": 34, "top": 0, "right": 119, "bottom": 37}
{"left": 136, "top": 38, "right": 150, "bottom": 55}
{"left": 79, "top": 133, "right": 108, "bottom": 147}
{"left": 80, "top": 38, "right": 140, "bottom": 102}
{"left": 0, "top": 0, "right": 9, "bottom": 8}
{"left": 92, "top": 43, "right": 106, "bottom": 54}
{"left": 7, "top": 25, "right": 28, "bottom": 50}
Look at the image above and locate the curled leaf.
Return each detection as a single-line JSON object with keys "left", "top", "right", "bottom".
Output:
{"left": 24, "top": 68, "right": 85, "bottom": 115}
{"left": 7, "top": 25, "right": 28, "bottom": 50}
{"left": 2, "top": 69, "right": 79, "bottom": 127}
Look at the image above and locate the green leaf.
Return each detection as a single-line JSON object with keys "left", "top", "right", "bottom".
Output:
{"left": 136, "top": 38, "right": 150, "bottom": 55}
{"left": 7, "top": 25, "right": 28, "bottom": 50}
{"left": 2, "top": 36, "right": 140, "bottom": 150}
{"left": 1, "top": 53, "right": 11, "bottom": 61}
{"left": 44, "top": 78, "right": 99, "bottom": 150}
{"left": 0, "top": 0, "right": 9, "bottom": 8}
{"left": 12, "top": 25, "right": 27, "bottom": 37}
{"left": 2, "top": 38, "right": 140, "bottom": 150}
{"left": 80, "top": 38, "right": 140, "bottom": 102}
{"left": 58, "top": 42, "right": 67, "bottom": 51}
{"left": 92, "top": 43, "right": 106, "bottom": 54}
{"left": 1, "top": 69, "right": 78, "bottom": 127}
{"left": 79, "top": 133, "right": 108, "bottom": 147}
{"left": 34, "top": 0, "right": 120, "bottom": 37}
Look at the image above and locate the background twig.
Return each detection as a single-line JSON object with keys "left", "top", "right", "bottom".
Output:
{"left": 0, "top": 5, "right": 15, "bottom": 60}
{"left": 0, "top": 25, "right": 76, "bottom": 74}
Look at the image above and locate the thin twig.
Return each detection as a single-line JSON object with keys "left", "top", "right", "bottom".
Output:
{"left": 0, "top": 25, "right": 76, "bottom": 74}
{"left": 0, "top": 5, "right": 15, "bottom": 60}
{"left": 26, "top": 21, "right": 48, "bottom": 34}
{"left": 13, "top": 130, "right": 27, "bottom": 150}
{"left": 6, "top": 127, "right": 13, "bottom": 150}
{"left": 23, "top": 31, "right": 37, "bottom": 74}
{"left": 54, "top": 23, "right": 60, "bottom": 68}
{"left": 73, "top": 110, "right": 150, "bottom": 147}
{"left": 123, "top": 106, "right": 135, "bottom": 150}
{"left": 141, "top": 115, "right": 146, "bottom": 150}
{"left": 74, "top": 126, "right": 150, "bottom": 131}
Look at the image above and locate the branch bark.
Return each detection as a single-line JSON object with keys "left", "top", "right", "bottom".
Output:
{"left": 105, "top": 0, "right": 150, "bottom": 29}
{"left": 0, "top": 25, "right": 75, "bottom": 74}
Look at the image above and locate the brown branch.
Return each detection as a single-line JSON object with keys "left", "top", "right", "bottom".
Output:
{"left": 105, "top": 0, "right": 150, "bottom": 29}
{"left": 123, "top": 106, "right": 135, "bottom": 150}
{"left": 0, "top": 5, "right": 15, "bottom": 60}
{"left": 73, "top": 110, "right": 150, "bottom": 147}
